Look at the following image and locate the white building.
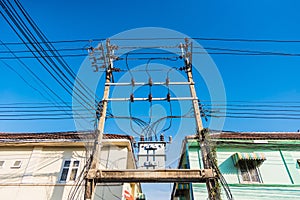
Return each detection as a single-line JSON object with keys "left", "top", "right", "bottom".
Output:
{"left": 0, "top": 131, "right": 142, "bottom": 200}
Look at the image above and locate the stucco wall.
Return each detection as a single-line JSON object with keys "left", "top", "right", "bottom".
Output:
{"left": 191, "top": 184, "right": 300, "bottom": 200}
{"left": 0, "top": 140, "right": 137, "bottom": 200}
{"left": 185, "top": 140, "right": 300, "bottom": 200}
{"left": 216, "top": 149, "right": 293, "bottom": 185}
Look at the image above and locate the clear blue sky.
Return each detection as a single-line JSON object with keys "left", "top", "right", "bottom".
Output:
{"left": 1, "top": 0, "right": 300, "bottom": 199}
{"left": 1, "top": 0, "right": 299, "bottom": 132}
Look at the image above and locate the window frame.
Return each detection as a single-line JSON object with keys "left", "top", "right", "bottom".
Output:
{"left": 11, "top": 160, "right": 22, "bottom": 169}
{"left": 0, "top": 161, "right": 4, "bottom": 168}
{"left": 59, "top": 159, "right": 80, "bottom": 183}
{"left": 238, "top": 160, "right": 262, "bottom": 184}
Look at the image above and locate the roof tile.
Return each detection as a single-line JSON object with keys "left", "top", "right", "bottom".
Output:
{"left": 0, "top": 131, "right": 133, "bottom": 141}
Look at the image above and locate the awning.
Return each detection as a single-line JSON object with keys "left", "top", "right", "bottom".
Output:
{"left": 232, "top": 152, "right": 266, "bottom": 166}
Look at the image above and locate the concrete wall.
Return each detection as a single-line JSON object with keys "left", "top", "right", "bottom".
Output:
{"left": 191, "top": 184, "right": 300, "bottom": 200}
{"left": 100, "top": 145, "right": 129, "bottom": 169}
{"left": 0, "top": 146, "right": 86, "bottom": 200}
{"left": 0, "top": 140, "right": 138, "bottom": 200}
{"left": 216, "top": 149, "right": 292, "bottom": 185}
{"left": 0, "top": 146, "right": 33, "bottom": 184}
{"left": 184, "top": 141, "right": 300, "bottom": 200}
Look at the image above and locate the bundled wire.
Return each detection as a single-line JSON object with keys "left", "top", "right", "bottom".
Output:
{"left": 160, "top": 68, "right": 176, "bottom": 135}
{"left": 203, "top": 138, "right": 233, "bottom": 200}
{"left": 125, "top": 53, "right": 146, "bottom": 136}
{"left": 201, "top": 102, "right": 300, "bottom": 120}
{"left": 141, "top": 108, "right": 194, "bottom": 140}
{"left": 0, "top": 0, "right": 97, "bottom": 121}
{"left": 67, "top": 155, "right": 93, "bottom": 200}
{"left": 145, "top": 58, "right": 154, "bottom": 140}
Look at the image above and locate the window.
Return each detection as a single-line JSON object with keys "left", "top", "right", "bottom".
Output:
{"left": 11, "top": 160, "right": 22, "bottom": 168}
{"left": 232, "top": 152, "right": 266, "bottom": 183}
{"left": 60, "top": 160, "right": 80, "bottom": 182}
{"left": 0, "top": 161, "right": 4, "bottom": 168}
{"left": 238, "top": 160, "right": 262, "bottom": 183}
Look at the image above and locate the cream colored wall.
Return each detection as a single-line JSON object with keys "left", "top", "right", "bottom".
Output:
{"left": 0, "top": 140, "right": 139, "bottom": 200}
{"left": 34, "top": 146, "right": 86, "bottom": 184}
{"left": 0, "top": 146, "right": 87, "bottom": 200}
{"left": 99, "top": 145, "right": 128, "bottom": 169}
{"left": 0, "top": 147, "right": 33, "bottom": 184}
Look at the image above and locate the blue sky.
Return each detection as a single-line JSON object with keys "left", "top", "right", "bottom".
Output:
{"left": 1, "top": 0, "right": 299, "bottom": 132}
{"left": 1, "top": 0, "right": 300, "bottom": 199}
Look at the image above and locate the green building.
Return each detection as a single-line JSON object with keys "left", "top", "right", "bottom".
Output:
{"left": 171, "top": 131, "right": 300, "bottom": 200}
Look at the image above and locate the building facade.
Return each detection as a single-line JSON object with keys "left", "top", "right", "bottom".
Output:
{"left": 0, "top": 131, "right": 141, "bottom": 200}
{"left": 172, "top": 131, "right": 300, "bottom": 200}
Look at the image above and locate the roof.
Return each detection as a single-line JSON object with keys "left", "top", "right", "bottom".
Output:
{"left": 186, "top": 131, "right": 300, "bottom": 140}
{"left": 211, "top": 131, "right": 300, "bottom": 140}
{"left": 0, "top": 131, "right": 134, "bottom": 142}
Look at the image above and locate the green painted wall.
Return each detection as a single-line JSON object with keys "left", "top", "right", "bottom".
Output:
{"left": 281, "top": 151, "right": 300, "bottom": 184}
{"left": 191, "top": 184, "right": 300, "bottom": 200}
{"left": 184, "top": 139, "right": 300, "bottom": 200}
{"left": 217, "top": 152, "right": 239, "bottom": 184}
{"left": 188, "top": 147, "right": 202, "bottom": 169}
{"left": 258, "top": 151, "right": 291, "bottom": 184}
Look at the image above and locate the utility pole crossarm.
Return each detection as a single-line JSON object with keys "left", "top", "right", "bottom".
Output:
{"left": 89, "top": 169, "right": 217, "bottom": 183}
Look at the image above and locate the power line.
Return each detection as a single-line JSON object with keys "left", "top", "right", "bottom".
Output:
{"left": 14, "top": 0, "right": 99, "bottom": 103}
{"left": 0, "top": 40, "right": 72, "bottom": 107}
{"left": 0, "top": 38, "right": 95, "bottom": 126}
{"left": 208, "top": 111, "right": 300, "bottom": 117}
{"left": 0, "top": 47, "right": 86, "bottom": 54}
{"left": 14, "top": 0, "right": 96, "bottom": 103}
{"left": 0, "top": 0, "right": 97, "bottom": 119}
{"left": 208, "top": 114, "right": 300, "bottom": 120}
{"left": 4, "top": 50, "right": 300, "bottom": 59}
{"left": 201, "top": 100, "right": 300, "bottom": 103}
{"left": 206, "top": 107, "right": 300, "bottom": 113}
{"left": 1, "top": 45, "right": 300, "bottom": 57}
{"left": 2, "top": 101, "right": 297, "bottom": 106}
{"left": 0, "top": 39, "right": 104, "bottom": 46}
{"left": 0, "top": 113, "right": 94, "bottom": 117}
{"left": 0, "top": 1, "right": 97, "bottom": 129}
{"left": 193, "top": 37, "right": 300, "bottom": 43}
{"left": 3, "top": 36, "right": 300, "bottom": 46}
{"left": 0, "top": 116, "right": 92, "bottom": 120}
{"left": 108, "top": 37, "right": 300, "bottom": 43}
{"left": 0, "top": 105, "right": 83, "bottom": 109}
{"left": 0, "top": 109, "right": 93, "bottom": 113}
{"left": 204, "top": 104, "right": 300, "bottom": 108}
{"left": 0, "top": 58, "right": 52, "bottom": 101}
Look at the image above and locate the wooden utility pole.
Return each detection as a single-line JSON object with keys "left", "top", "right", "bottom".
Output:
{"left": 180, "top": 39, "right": 220, "bottom": 200}
{"left": 85, "top": 39, "right": 114, "bottom": 200}
{"left": 84, "top": 38, "right": 219, "bottom": 200}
